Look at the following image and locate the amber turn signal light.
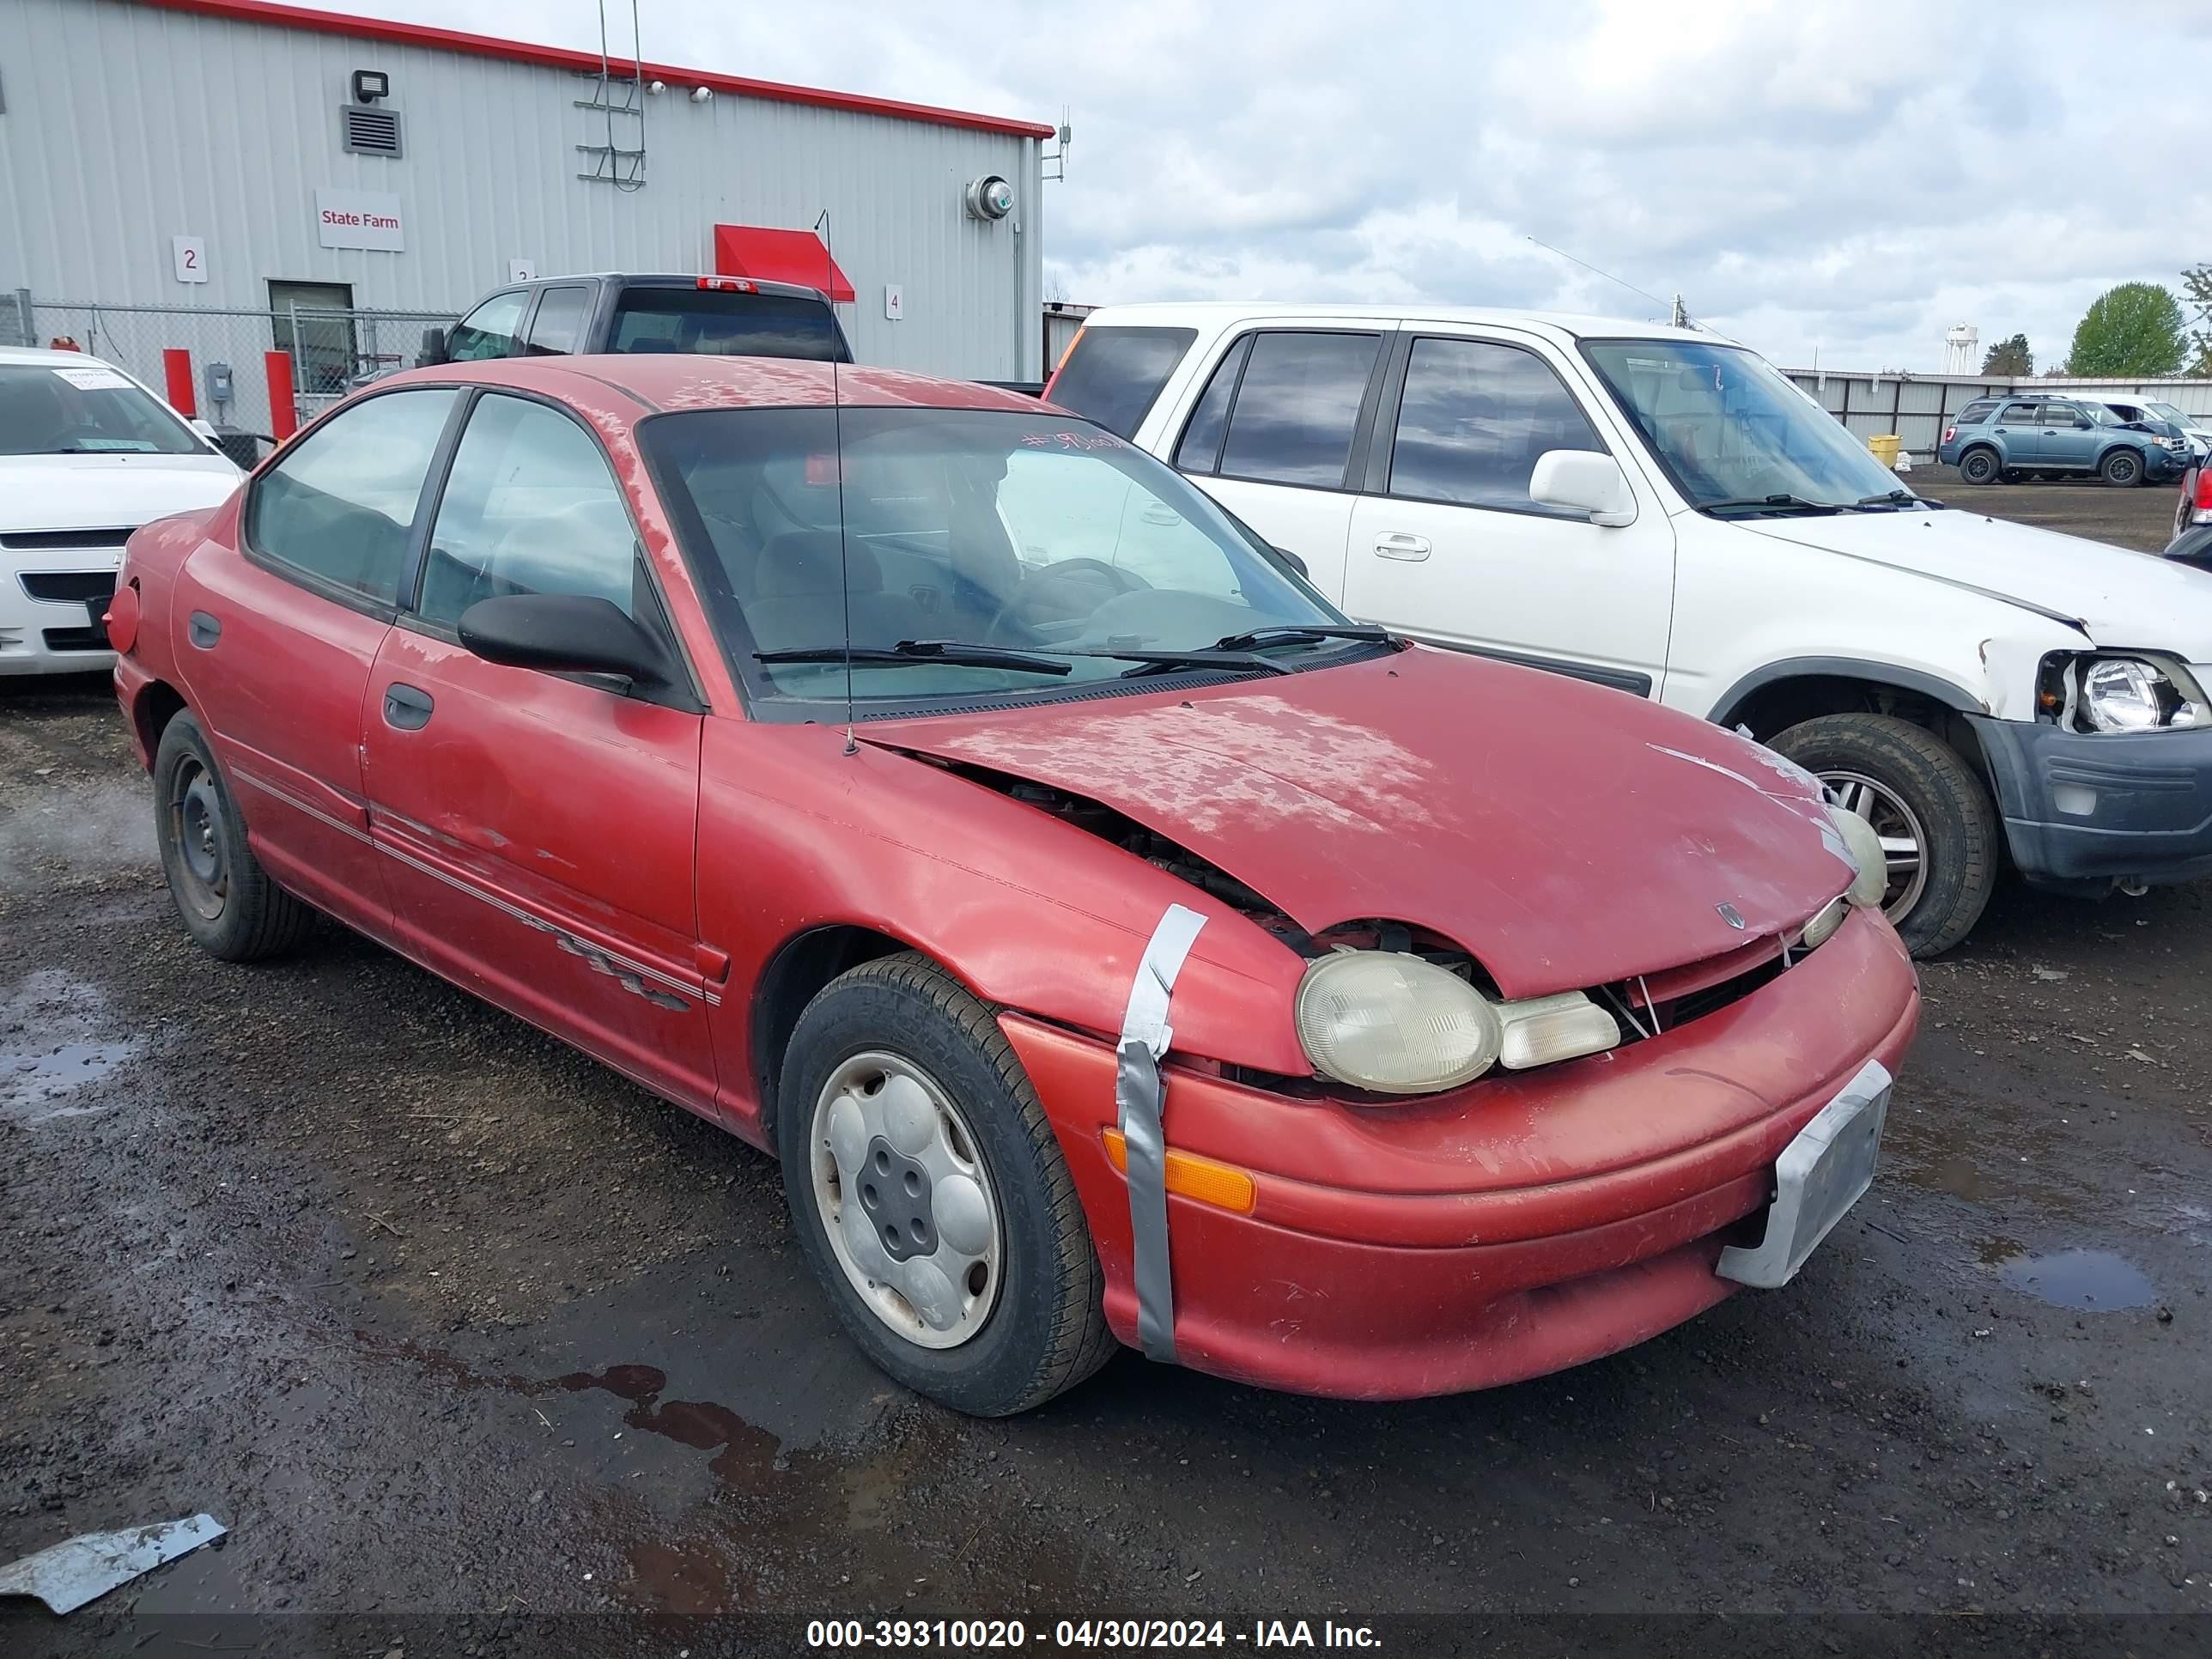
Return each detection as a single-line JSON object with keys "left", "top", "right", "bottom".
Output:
{"left": 1100, "top": 1128, "right": 1257, "bottom": 1215}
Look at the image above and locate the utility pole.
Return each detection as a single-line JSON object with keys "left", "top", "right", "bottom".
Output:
{"left": 1669, "top": 293, "right": 1690, "bottom": 329}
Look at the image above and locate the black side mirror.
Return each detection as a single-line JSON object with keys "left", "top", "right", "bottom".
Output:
{"left": 458, "top": 594, "right": 674, "bottom": 689}
{"left": 1270, "top": 544, "right": 1310, "bottom": 579}
{"left": 2075, "top": 418, "right": 2093, "bottom": 429}
{"left": 420, "top": 325, "right": 452, "bottom": 368}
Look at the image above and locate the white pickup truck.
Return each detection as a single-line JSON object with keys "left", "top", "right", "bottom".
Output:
{"left": 1045, "top": 305, "right": 2212, "bottom": 953}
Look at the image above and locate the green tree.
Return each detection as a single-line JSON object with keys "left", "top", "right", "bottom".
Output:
{"left": 2066, "top": 283, "right": 2187, "bottom": 377}
{"left": 2182, "top": 264, "right": 2212, "bottom": 375}
{"left": 1980, "top": 332, "right": 2033, "bottom": 375}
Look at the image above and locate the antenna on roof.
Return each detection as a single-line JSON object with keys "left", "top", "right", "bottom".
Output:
{"left": 1044, "top": 108, "right": 1073, "bottom": 182}
{"left": 1523, "top": 234, "right": 1680, "bottom": 321}
{"left": 817, "top": 204, "right": 857, "bottom": 757}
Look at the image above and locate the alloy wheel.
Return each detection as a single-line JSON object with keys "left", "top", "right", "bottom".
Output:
{"left": 1820, "top": 770, "right": 1929, "bottom": 924}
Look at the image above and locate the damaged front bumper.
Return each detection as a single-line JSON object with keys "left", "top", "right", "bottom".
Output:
{"left": 1971, "top": 713, "right": 2212, "bottom": 894}
{"left": 1001, "top": 907, "right": 1920, "bottom": 1401}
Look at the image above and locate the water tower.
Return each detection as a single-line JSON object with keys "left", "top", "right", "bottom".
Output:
{"left": 1942, "top": 323, "right": 1979, "bottom": 376}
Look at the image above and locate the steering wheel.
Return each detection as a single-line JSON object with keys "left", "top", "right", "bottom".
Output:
{"left": 985, "top": 558, "right": 1152, "bottom": 642}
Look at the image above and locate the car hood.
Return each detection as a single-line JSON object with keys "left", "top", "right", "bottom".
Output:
{"left": 1740, "top": 507, "right": 2212, "bottom": 652}
{"left": 0, "top": 453, "right": 241, "bottom": 533}
{"left": 864, "top": 647, "right": 1855, "bottom": 999}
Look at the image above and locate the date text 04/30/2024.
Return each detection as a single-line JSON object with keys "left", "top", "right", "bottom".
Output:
{"left": 805, "top": 1619, "right": 1382, "bottom": 1648}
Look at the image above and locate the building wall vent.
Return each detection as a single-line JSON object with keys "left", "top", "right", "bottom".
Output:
{"left": 340, "top": 105, "right": 404, "bottom": 157}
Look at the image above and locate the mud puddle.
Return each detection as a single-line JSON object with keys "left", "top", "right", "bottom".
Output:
{"left": 0, "top": 967, "right": 142, "bottom": 1123}
{"left": 1996, "top": 1248, "right": 2158, "bottom": 1310}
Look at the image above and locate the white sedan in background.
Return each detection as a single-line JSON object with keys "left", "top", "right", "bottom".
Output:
{"left": 1, "top": 345, "right": 242, "bottom": 676}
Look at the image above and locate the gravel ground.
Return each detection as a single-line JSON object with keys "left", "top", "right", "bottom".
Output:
{"left": 3, "top": 473, "right": 2207, "bottom": 1655}
{"left": 1911, "top": 461, "right": 2182, "bottom": 551}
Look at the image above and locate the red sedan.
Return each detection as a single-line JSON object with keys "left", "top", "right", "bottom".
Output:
{"left": 109, "top": 355, "right": 1917, "bottom": 1415}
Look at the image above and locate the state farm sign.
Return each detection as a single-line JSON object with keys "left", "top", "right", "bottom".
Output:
{"left": 315, "top": 189, "right": 405, "bottom": 252}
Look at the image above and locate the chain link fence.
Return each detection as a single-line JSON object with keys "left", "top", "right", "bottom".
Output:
{"left": 25, "top": 299, "right": 457, "bottom": 453}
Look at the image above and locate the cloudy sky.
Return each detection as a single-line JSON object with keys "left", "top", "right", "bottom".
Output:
{"left": 359, "top": 0, "right": 2211, "bottom": 373}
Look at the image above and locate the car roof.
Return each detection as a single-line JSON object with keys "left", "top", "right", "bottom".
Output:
{"left": 0, "top": 343, "right": 131, "bottom": 370}
{"left": 375, "top": 354, "right": 1047, "bottom": 415}
{"left": 1077, "top": 301, "right": 1717, "bottom": 346}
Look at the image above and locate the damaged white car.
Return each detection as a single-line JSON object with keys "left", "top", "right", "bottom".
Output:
{"left": 1052, "top": 307, "right": 2212, "bottom": 953}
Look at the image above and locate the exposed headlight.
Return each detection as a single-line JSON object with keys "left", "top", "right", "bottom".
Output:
{"left": 1294, "top": 952, "right": 1622, "bottom": 1093}
{"left": 1296, "top": 951, "right": 1501, "bottom": 1093}
{"left": 1824, "top": 802, "right": 1889, "bottom": 908}
{"left": 2043, "top": 653, "right": 2207, "bottom": 734}
{"left": 2083, "top": 658, "right": 2164, "bottom": 731}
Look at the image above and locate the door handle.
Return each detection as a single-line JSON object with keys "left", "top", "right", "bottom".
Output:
{"left": 382, "top": 683, "right": 434, "bottom": 731}
{"left": 1372, "top": 532, "right": 1431, "bottom": 562}
{"left": 187, "top": 611, "right": 221, "bottom": 650}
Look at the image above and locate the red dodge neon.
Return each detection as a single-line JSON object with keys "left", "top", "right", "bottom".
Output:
{"left": 109, "top": 354, "right": 1918, "bottom": 1415}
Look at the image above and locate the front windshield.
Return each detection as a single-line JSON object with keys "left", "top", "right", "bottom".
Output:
{"left": 2085, "top": 404, "right": 2123, "bottom": 427}
{"left": 1580, "top": 339, "right": 1911, "bottom": 512}
{"left": 642, "top": 406, "right": 1358, "bottom": 704}
{"left": 2146, "top": 402, "right": 2197, "bottom": 428}
{"left": 0, "top": 362, "right": 204, "bottom": 456}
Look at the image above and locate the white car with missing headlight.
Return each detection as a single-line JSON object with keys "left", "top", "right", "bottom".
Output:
{"left": 1, "top": 345, "right": 242, "bottom": 676}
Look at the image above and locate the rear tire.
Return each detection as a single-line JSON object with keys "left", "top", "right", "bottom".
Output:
{"left": 1768, "top": 714, "right": 1997, "bottom": 957}
{"left": 777, "top": 952, "right": 1116, "bottom": 1416}
{"left": 2100, "top": 447, "right": 2142, "bottom": 487}
{"left": 1958, "top": 447, "right": 2000, "bottom": 485}
{"left": 153, "top": 710, "right": 316, "bottom": 961}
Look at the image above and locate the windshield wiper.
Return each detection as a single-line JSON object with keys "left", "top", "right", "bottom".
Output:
{"left": 1855, "top": 488, "right": 1937, "bottom": 510}
{"left": 1206, "top": 623, "right": 1400, "bottom": 652}
{"left": 1701, "top": 494, "right": 1862, "bottom": 516}
{"left": 1085, "top": 648, "right": 1292, "bottom": 678}
{"left": 754, "top": 640, "right": 1073, "bottom": 676}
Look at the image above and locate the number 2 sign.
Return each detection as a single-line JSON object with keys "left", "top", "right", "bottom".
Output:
{"left": 172, "top": 235, "right": 209, "bottom": 284}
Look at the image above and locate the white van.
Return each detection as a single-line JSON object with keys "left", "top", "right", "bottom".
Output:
{"left": 1046, "top": 305, "right": 2212, "bottom": 954}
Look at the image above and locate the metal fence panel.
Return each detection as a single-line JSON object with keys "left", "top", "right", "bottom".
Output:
{"left": 27, "top": 300, "right": 455, "bottom": 441}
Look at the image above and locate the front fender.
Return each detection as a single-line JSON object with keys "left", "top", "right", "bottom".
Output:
{"left": 696, "top": 717, "right": 1310, "bottom": 1115}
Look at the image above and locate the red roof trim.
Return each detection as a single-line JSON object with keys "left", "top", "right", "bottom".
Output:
{"left": 131, "top": 0, "right": 1056, "bottom": 139}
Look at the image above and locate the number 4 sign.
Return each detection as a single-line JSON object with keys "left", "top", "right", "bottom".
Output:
{"left": 172, "top": 235, "right": 208, "bottom": 284}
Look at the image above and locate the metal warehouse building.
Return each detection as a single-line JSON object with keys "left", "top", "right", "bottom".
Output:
{"left": 0, "top": 0, "right": 1052, "bottom": 432}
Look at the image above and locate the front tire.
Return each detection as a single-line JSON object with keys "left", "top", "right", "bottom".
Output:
{"left": 2100, "top": 448, "right": 2142, "bottom": 487}
{"left": 1768, "top": 714, "right": 1998, "bottom": 957}
{"left": 777, "top": 953, "right": 1116, "bottom": 1416}
{"left": 153, "top": 710, "right": 315, "bottom": 961}
{"left": 1958, "top": 447, "right": 2001, "bottom": 485}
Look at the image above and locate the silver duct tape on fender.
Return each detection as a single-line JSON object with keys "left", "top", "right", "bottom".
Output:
{"left": 1117, "top": 902, "right": 1208, "bottom": 1362}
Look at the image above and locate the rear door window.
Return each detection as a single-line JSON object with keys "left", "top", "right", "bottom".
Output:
{"left": 524, "top": 286, "right": 591, "bottom": 356}
{"left": 1047, "top": 326, "right": 1198, "bottom": 438}
{"left": 447, "top": 292, "right": 527, "bottom": 362}
{"left": 1997, "top": 401, "right": 2045, "bottom": 424}
{"left": 1217, "top": 331, "right": 1381, "bottom": 489}
{"left": 1387, "top": 337, "right": 1604, "bottom": 511}
{"left": 246, "top": 388, "right": 459, "bottom": 606}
